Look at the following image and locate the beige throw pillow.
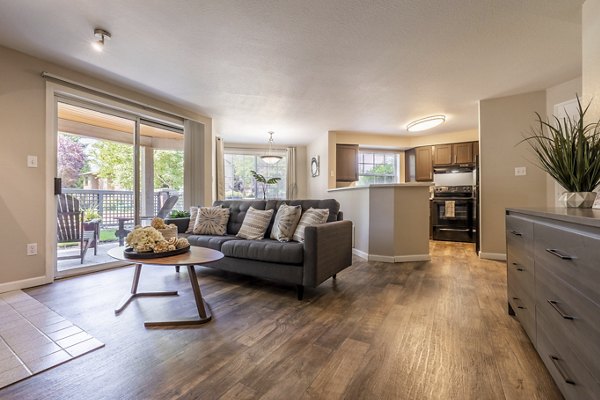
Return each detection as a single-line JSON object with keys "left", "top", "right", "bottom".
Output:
{"left": 186, "top": 206, "right": 199, "bottom": 233}
{"left": 236, "top": 207, "right": 274, "bottom": 240}
{"left": 292, "top": 208, "right": 330, "bottom": 242}
{"left": 270, "top": 204, "right": 302, "bottom": 242}
{"left": 193, "top": 206, "right": 230, "bottom": 235}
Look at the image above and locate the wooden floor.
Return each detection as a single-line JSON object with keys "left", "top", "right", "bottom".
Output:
{"left": 0, "top": 241, "right": 561, "bottom": 400}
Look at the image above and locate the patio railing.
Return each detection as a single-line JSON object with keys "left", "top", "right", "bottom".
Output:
{"left": 63, "top": 189, "right": 183, "bottom": 229}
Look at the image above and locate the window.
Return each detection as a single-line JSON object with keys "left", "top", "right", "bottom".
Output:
{"left": 357, "top": 150, "right": 399, "bottom": 185}
{"left": 224, "top": 149, "right": 287, "bottom": 199}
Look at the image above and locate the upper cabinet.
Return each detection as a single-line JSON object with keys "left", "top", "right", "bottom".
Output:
{"left": 433, "top": 142, "right": 475, "bottom": 166}
{"left": 415, "top": 146, "right": 433, "bottom": 181}
{"left": 336, "top": 144, "right": 359, "bottom": 182}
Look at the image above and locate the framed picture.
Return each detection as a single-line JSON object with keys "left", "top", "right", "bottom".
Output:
{"left": 310, "top": 156, "right": 320, "bottom": 177}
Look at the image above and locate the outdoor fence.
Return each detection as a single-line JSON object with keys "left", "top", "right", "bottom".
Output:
{"left": 63, "top": 189, "right": 183, "bottom": 229}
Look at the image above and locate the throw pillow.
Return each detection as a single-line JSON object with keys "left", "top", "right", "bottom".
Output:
{"left": 193, "top": 206, "right": 230, "bottom": 235}
{"left": 236, "top": 207, "right": 274, "bottom": 240}
{"left": 270, "top": 204, "right": 302, "bottom": 242}
{"left": 292, "top": 208, "right": 330, "bottom": 242}
{"left": 186, "top": 206, "right": 199, "bottom": 233}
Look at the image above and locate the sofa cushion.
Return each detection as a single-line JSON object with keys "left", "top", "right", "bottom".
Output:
{"left": 185, "top": 207, "right": 199, "bottom": 233}
{"left": 266, "top": 199, "right": 340, "bottom": 224}
{"left": 193, "top": 206, "right": 230, "bottom": 235}
{"left": 213, "top": 200, "right": 267, "bottom": 235}
{"left": 221, "top": 239, "right": 304, "bottom": 265}
{"left": 184, "top": 234, "right": 241, "bottom": 251}
{"left": 236, "top": 207, "right": 274, "bottom": 240}
{"left": 292, "top": 208, "right": 330, "bottom": 242}
{"left": 270, "top": 204, "right": 302, "bottom": 242}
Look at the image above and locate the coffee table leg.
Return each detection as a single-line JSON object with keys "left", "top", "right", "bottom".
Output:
{"left": 143, "top": 265, "right": 212, "bottom": 327}
{"left": 114, "top": 263, "right": 179, "bottom": 315}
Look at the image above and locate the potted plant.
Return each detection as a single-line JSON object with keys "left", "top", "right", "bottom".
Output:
{"left": 250, "top": 170, "right": 281, "bottom": 200}
{"left": 520, "top": 96, "right": 600, "bottom": 208}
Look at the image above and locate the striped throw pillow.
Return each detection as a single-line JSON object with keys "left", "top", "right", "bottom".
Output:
{"left": 193, "top": 206, "right": 230, "bottom": 236}
{"left": 185, "top": 206, "right": 199, "bottom": 233}
{"left": 270, "top": 204, "right": 302, "bottom": 242}
{"left": 236, "top": 207, "right": 274, "bottom": 240}
{"left": 292, "top": 208, "right": 330, "bottom": 242}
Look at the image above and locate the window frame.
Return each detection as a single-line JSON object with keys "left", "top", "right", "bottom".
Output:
{"left": 356, "top": 148, "right": 400, "bottom": 186}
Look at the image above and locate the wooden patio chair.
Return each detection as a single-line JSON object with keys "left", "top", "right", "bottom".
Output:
{"left": 57, "top": 194, "right": 99, "bottom": 263}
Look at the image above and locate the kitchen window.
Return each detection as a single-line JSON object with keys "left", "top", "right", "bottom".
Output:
{"left": 357, "top": 150, "right": 400, "bottom": 185}
{"left": 224, "top": 149, "right": 287, "bottom": 199}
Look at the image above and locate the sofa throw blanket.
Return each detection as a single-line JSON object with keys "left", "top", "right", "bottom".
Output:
{"left": 236, "top": 207, "right": 274, "bottom": 240}
{"left": 193, "top": 206, "right": 230, "bottom": 236}
{"left": 292, "top": 208, "right": 330, "bottom": 242}
{"left": 270, "top": 204, "right": 302, "bottom": 242}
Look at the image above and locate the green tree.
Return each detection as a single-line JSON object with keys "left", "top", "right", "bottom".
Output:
{"left": 154, "top": 150, "right": 183, "bottom": 190}
{"left": 90, "top": 141, "right": 134, "bottom": 190}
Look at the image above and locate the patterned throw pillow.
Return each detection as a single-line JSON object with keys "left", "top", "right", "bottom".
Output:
{"left": 193, "top": 206, "right": 230, "bottom": 235}
{"left": 186, "top": 206, "right": 199, "bottom": 233}
{"left": 236, "top": 207, "right": 274, "bottom": 240}
{"left": 292, "top": 208, "right": 330, "bottom": 242}
{"left": 270, "top": 204, "right": 302, "bottom": 242}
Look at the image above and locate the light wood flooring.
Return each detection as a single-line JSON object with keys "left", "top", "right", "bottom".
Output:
{"left": 0, "top": 241, "right": 562, "bottom": 399}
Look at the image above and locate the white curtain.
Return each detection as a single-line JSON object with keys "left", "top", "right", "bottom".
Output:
{"left": 287, "top": 147, "right": 297, "bottom": 200}
{"left": 216, "top": 137, "right": 225, "bottom": 200}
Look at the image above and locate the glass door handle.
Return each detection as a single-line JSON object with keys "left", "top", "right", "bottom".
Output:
{"left": 54, "top": 178, "right": 62, "bottom": 195}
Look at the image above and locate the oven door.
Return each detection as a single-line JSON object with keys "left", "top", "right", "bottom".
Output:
{"left": 431, "top": 199, "right": 474, "bottom": 242}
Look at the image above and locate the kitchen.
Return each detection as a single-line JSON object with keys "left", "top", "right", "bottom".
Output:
{"left": 326, "top": 130, "right": 479, "bottom": 262}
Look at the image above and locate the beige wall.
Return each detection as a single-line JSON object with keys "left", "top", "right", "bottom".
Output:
{"left": 0, "top": 45, "right": 211, "bottom": 290}
{"left": 545, "top": 77, "right": 582, "bottom": 206}
{"left": 479, "top": 91, "right": 548, "bottom": 258}
{"left": 583, "top": 0, "right": 600, "bottom": 121}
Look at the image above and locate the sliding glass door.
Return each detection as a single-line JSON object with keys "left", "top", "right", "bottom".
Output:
{"left": 54, "top": 100, "right": 184, "bottom": 275}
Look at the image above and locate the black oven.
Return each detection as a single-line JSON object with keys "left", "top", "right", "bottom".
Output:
{"left": 431, "top": 186, "right": 475, "bottom": 243}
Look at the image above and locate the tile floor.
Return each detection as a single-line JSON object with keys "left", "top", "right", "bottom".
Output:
{"left": 0, "top": 290, "right": 104, "bottom": 389}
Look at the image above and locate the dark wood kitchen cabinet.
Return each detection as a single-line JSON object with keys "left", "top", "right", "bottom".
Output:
{"left": 454, "top": 142, "right": 474, "bottom": 164}
{"left": 415, "top": 146, "right": 433, "bottom": 181}
{"left": 433, "top": 144, "right": 453, "bottom": 165}
{"left": 336, "top": 144, "right": 359, "bottom": 182}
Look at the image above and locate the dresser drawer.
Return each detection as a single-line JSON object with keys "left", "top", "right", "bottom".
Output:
{"left": 507, "top": 252, "right": 534, "bottom": 296}
{"left": 507, "top": 281, "right": 536, "bottom": 344}
{"left": 537, "top": 313, "right": 600, "bottom": 400}
{"left": 536, "top": 267, "right": 600, "bottom": 380}
{"left": 506, "top": 214, "right": 534, "bottom": 267}
{"left": 534, "top": 221, "right": 600, "bottom": 306}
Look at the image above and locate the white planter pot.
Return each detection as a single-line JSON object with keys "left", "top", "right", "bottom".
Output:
{"left": 559, "top": 192, "right": 597, "bottom": 208}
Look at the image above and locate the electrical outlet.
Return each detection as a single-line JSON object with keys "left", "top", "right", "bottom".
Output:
{"left": 515, "top": 167, "right": 527, "bottom": 176}
{"left": 330, "top": 170, "right": 335, "bottom": 177}
{"left": 26, "top": 243, "right": 37, "bottom": 256}
{"left": 27, "top": 155, "right": 38, "bottom": 168}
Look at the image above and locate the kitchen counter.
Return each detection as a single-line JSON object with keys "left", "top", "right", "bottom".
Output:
{"left": 506, "top": 207, "right": 600, "bottom": 228}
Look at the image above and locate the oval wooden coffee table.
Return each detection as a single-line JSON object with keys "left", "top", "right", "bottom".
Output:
{"left": 108, "top": 246, "right": 224, "bottom": 327}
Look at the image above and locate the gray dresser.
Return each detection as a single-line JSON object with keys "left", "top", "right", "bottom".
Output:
{"left": 506, "top": 208, "right": 600, "bottom": 400}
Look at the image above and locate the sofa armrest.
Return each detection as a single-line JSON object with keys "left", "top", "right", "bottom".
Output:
{"left": 303, "top": 220, "right": 353, "bottom": 287}
{"left": 165, "top": 217, "right": 190, "bottom": 233}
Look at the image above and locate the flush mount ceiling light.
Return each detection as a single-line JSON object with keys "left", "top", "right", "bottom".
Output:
{"left": 260, "top": 131, "right": 283, "bottom": 165}
{"left": 407, "top": 115, "right": 446, "bottom": 132}
{"left": 92, "top": 28, "right": 111, "bottom": 52}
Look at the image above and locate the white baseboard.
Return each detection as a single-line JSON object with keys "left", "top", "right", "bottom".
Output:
{"left": 352, "top": 248, "right": 368, "bottom": 260}
{"left": 368, "top": 253, "right": 431, "bottom": 263}
{"left": 479, "top": 252, "right": 507, "bottom": 261}
{"left": 0, "top": 276, "right": 52, "bottom": 294}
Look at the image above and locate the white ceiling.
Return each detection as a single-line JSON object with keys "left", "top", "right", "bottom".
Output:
{"left": 0, "top": 0, "right": 584, "bottom": 145}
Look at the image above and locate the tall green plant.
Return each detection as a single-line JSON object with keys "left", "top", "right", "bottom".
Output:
{"left": 520, "top": 96, "right": 600, "bottom": 192}
{"left": 250, "top": 170, "right": 281, "bottom": 200}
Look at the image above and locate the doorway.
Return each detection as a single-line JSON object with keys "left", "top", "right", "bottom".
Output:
{"left": 54, "top": 100, "right": 184, "bottom": 275}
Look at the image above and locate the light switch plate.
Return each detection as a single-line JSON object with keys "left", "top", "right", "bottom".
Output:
{"left": 27, "top": 155, "right": 38, "bottom": 168}
{"left": 515, "top": 167, "right": 527, "bottom": 176}
{"left": 26, "top": 243, "right": 37, "bottom": 256}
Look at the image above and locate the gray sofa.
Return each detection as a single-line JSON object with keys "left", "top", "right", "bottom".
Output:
{"left": 166, "top": 199, "right": 352, "bottom": 300}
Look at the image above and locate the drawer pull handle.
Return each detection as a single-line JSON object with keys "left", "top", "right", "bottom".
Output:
{"left": 510, "top": 231, "right": 522, "bottom": 237}
{"left": 516, "top": 267, "right": 524, "bottom": 272}
{"left": 517, "top": 306, "right": 526, "bottom": 309}
{"left": 511, "top": 262, "right": 524, "bottom": 271}
{"left": 546, "top": 248, "right": 573, "bottom": 260}
{"left": 549, "top": 355, "right": 576, "bottom": 385}
{"left": 547, "top": 300, "right": 574, "bottom": 320}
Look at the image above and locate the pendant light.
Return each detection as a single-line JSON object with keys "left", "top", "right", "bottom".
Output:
{"left": 261, "top": 131, "right": 282, "bottom": 165}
